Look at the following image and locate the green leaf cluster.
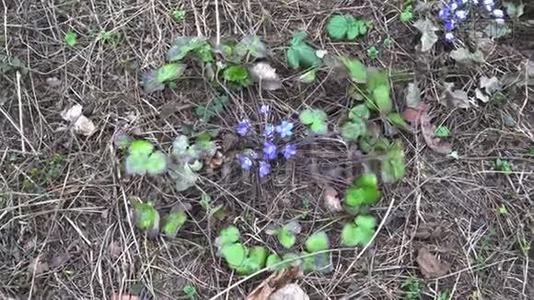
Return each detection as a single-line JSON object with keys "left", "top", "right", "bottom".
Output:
{"left": 268, "top": 221, "right": 302, "bottom": 249}
{"left": 341, "top": 104, "right": 369, "bottom": 141}
{"left": 222, "top": 65, "right": 252, "bottom": 87}
{"left": 341, "top": 215, "right": 377, "bottom": 246}
{"left": 299, "top": 108, "right": 328, "bottom": 135}
{"left": 142, "top": 63, "right": 186, "bottom": 93}
{"left": 345, "top": 173, "right": 381, "bottom": 212}
{"left": 170, "top": 133, "right": 216, "bottom": 191}
{"left": 400, "top": 5, "right": 414, "bottom": 23}
{"left": 286, "top": 32, "right": 321, "bottom": 69}
{"left": 326, "top": 15, "right": 370, "bottom": 41}
{"left": 133, "top": 200, "right": 188, "bottom": 238}
{"left": 381, "top": 142, "right": 406, "bottom": 183}
{"left": 125, "top": 140, "right": 168, "bottom": 175}
{"left": 216, "top": 226, "right": 271, "bottom": 275}
{"left": 167, "top": 36, "right": 214, "bottom": 63}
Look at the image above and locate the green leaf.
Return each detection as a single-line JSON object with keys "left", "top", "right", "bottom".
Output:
{"left": 221, "top": 243, "right": 247, "bottom": 268}
{"left": 310, "top": 122, "right": 328, "bottom": 135}
{"left": 367, "top": 46, "right": 379, "bottom": 60}
{"left": 125, "top": 154, "right": 148, "bottom": 175}
{"left": 326, "top": 15, "right": 349, "bottom": 40}
{"left": 494, "top": 158, "right": 512, "bottom": 174}
{"left": 234, "top": 35, "right": 267, "bottom": 60}
{"left": 311, "top": 252, "right": 332, "bottom": 273}
{"left": 400, "top": 6, "right": 413, "bottom": 23}
{"left": 167, "top": 36, "right": 205, "bottom": 61}
{"left": 145, "top": 151, "right": 168, "bottom": 175}
{"left": 341, "top": 222, "right": 374, "bottom": 247}
{"left": 504, "top": 2, "right": 525, "bottom": 19}
{"left": 65, "top": 31, "right": 78, "bottom": 47}
{"left": 133, "top": 201, "right": 160, "bottom": 233}
{"left": 280, "top": 253, "right": 302, "bottom": 268}
{"left": 156, "top": 64, "right": 185, "bottom": 83}
{"left": 299, "top": 108, "right": 326, "bottom": 125}
{"left": 223, "top": 65, "right": 251, "bottom": 87}
{"left": 366, "top": 69, "right": 389, "bottom": 92}
{"left": 182, "top": 284, "right": 198, "bottom": 300}
{"left": 356, "top": 173, "right": 378, "bottom": 188}
{"left": 345, "top": 185, "right": 380, "bottom": 207}
{"left": 381, "top": 143, "right": 406, "bottom": 183}
{"left": 484, "top": 23, "right": 512, "bottom": 39}
{"left": 349, "top": 104, "right": 370, "bottom": 120}
{"left": 341, "top": 119, "right": 367, "bottom": 141}
{"left": 129, "top": 140, "right": 154, "bottom": 156}
{"left": 171, "top": 163, "right": 200, "bottom": 191}
{"left": 305, "top": 231, "right": 329, "bottom": 252}
{"left": 266, "top": 254, "right": 282, "bottom": 269}
{"left": 172, "top": 9, "right": 186, "bottom": 22}
{"left": 287, "top": 48, "right": 300, "bottom": 69}
{"left": 162, "top": 209, "right": 187, "bottom": 238}
{"left": 387, "top": 112, "right": 409, "bottom": 129}
{"left": 434, "top": 126, "right": 450, "bottom": 138}
{"left": 340, "top": 57, "right": 367, "bottom": 83}
{"left": 299, "top": 69, "right": 317, "bottom": 83}
{"left": 294, "top": 43, "right": 321, "bottom": 69}
{"left": 217, "top": 225, "right": 240, "bottom": 247}
{"left": 355, "top": 214, "right": 377, "bottom": 229}
{"left": 248, "top": 246, "right": 268, "bottom": 268}
{"left": 372, "top": 85, "right": 392, "bottom": 113}
{"left": 195, "top": 94, "right": 228, "bottom": 122}
{"left": 302, "top": 252, "right": 316, "bottom": 273}
{"left": 142, "top": 70, "right": 165, "bottom": 93}
{"left": 346, "top": 18, "right": 361, "bottom": 40}
{"left": 194, "top": 42, "right": 214, "bottom": 63}
{"left": 277, "top": 227, "right": 296, "bottom": 249}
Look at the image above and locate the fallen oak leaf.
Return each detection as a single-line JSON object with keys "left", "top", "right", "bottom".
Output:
{"left": 60, "top": 104, "right": 97, "bottom": 137}
{"left": 416, "top": 247, "right": 449, "bottom": 278}
{"left": 402, "top": 102, "right": 428, "bottom": 125}
{"left": 249, "top": 62, "right": 282, "bottom": 91}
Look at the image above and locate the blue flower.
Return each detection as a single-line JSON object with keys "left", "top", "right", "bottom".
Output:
{"left": 259, "top": 160, "right": 271, "bottom": 177}
{"left": 439, "top": 7, "right": 451, "bottom": 20}
{"left": 454, "top": 10, "right": 468, "bottom": 21}
{"left": 238, "top": 153, "right": 254, "bottom": 170}
{"left": 263, "top": 141, "right": 277, "bottom": 160}
{"left": 275, "top": 120, "right": 294, "bottom": 138}
{"left": 263, "top": 123, "right": 275, "bottom": 138}
{"left": 492, "top": 9, "right": 504, "bottom": 18}
{"left": 282, "top": 144, "right": 297, "bottom": 159}
{"left": 236, "top": 119, "right": 251, "bottom": 137}
{"left": 259, "top": 104, "right": 270, "bottom": 115}
{"left": 444, "top": 19, "right": 456, "bottom": 31}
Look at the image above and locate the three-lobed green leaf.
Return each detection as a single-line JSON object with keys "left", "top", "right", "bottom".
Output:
{"left": 341, "top": 57, "right": 367, "bottom": 83}
{"left": 133, "top": 201, "right": 160, "bottom": 234}
{"left": 341, "top": 215, "right": 377, "bottom": 247}
{"left": 125, "top": 140, "right": 167, "bottom": 175}
{"left": 162, "top": 209, "right": 187, "bottom": 238}
{"left": 305, "top": 231, "right": 329, "bottom": 253}
{"left": 299, "top": 108, "right": 328, "bottom": 135}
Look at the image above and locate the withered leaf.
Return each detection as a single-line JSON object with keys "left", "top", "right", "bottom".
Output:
{"left": 323, "top": 186, "right": 342, "bottom": 213}
{"left": 420, "top": 108, "right": 452, "bottom": 154}
{"left": 416, "top": 247, "right": 449, "bottom": 278}
{"left": 246, "top": 267, "right": 300, "bottom": 300}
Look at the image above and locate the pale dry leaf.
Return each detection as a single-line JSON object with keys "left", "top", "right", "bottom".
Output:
{"left": 28, "top": 256, "right": 49, "bottom": 276}
{"left": 269, "top": 284, "right": 309, "bottom": 300}
{"left": 250, "top": 62, "right": 282, "bottom": 91}
{"left": 60, "top": 104, "right": 97, "bottom": 136}
{"left": 246, "top": 267, "right": 300, "bottom": 300}
{"left": 416, "top": 247, "right": 449, "bottom": 278}
{"left": 323, "top": 186, "right": 343, "bottom": 213}
{"left": 440, "top": 82, "right": 471, "bottom": 109}
{"left": 405, "top": 82, "right": 422, "bottom": 108}
{"left": 413, "top": 18, "right": 438, "bottom": 52}
{"left": 420, "top": 108, "right": 452, "bottom": 154}
{"left": 479, "top": 76, "right": 501, "bottom": 94}
{"left": 450, "top": 48, "right": 485, "bottom": 65}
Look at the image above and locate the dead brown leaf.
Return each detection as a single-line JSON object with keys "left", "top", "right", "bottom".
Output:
{"left": 323, "top": 186, "right": 343, "bottom": 213}
{"left": 246, "top": 267, "right": 300, "bottom": 300}
{"left": 416, "top": 247, "right": 449, "bottom": 278}
{"left": 420, "top": 109, "right": 452, "bottom": 154}
{"left": 109, "top": 241, "right": 123, "bottom": 259}
{"left": 412, "top": 222, "right": 444, "bottom": 240}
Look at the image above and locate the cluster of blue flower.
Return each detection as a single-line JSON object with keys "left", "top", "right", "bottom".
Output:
{"left": 438, "top": 0, "right": 505, "bottom": 43}
{"left": 235, "top": 105, "right": 297, "bottom": 178}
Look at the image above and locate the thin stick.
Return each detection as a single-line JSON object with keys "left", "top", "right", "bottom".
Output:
{"left": 190, "top": 0, "right": 202, "bottom": 37}
{"left": 16, "top": 71, "right": 26, "bottom": 152}
{"left": 214, "top": 0, "right": 221, "bottom": 46}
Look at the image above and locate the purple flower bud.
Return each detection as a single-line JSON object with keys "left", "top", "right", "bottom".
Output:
{"left": 259, "top": 104, "right": 270, "bottom": 115}
{"left": 444, "top": 20, "right": 456, "bottom": 31}
{"left": 238, "top": 153, "right": 254, "bottom": 170}
{"left": 282, "top": 144, "right": 297, "bottom": 159}
{"left": 236, "top": 119, "right": 251, "bottom": 137}
{"left": 439, "top": 8, "right": 451, "bottom": 20}
{"left": 263, "top": 141, "right": 278, "bottom": 160}
{"left": 259, "top": 160, "right": 271, "bottom": 177}
{"left": 263, "top": 123, "right": 275, "bottom": 137}
{"left": 275, "top": 120, "right": 294, "bottom": 138}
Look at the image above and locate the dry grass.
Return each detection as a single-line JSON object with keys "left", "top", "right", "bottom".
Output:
{"left": 1, "top": 0, "right": 533, "bottom": 299}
